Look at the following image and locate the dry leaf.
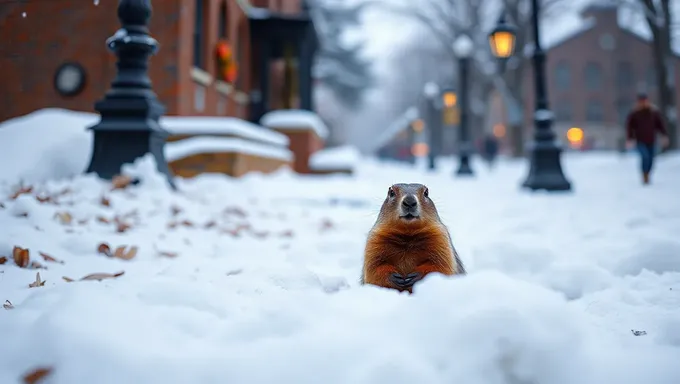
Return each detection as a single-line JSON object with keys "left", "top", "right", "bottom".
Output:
{"left": 96, "top": 216, "right": 110, "bottom": 224}
{"left": 3, "top": 300, "right": 13, "bottom": 309}
{"left": 158, "top": 251, "right": 178, "bottom": 258}
{"left": 0, "top": 256, "right": 7, "bottom": 264}
{"left": 39, "top": 252, "right": 64, "bottom": 264}
{"left": 111, "top": 175, "right": 133, "bottom": 190}
{"left": 167, "top": 221, "right": 178, "bottom": 229}
{"left": 100, "top": 196, "right": 111, "bottom": 207}
{"left": 35, "top": 195, "right": 52, "bottom": 203}
{"left": 62, "top": 276, "right": 74, "bottom": 282}
{"left": 97, "top": 243, "right": 112, "bottom": 257}
{"left": 113, "top": 245, "right": 138, "bottom": 260}
{"left": 12, "top": 246, "right": 30, "bottom": 268}
{"left": 22, "top": 366, "right": 53, "bottom": 384}
{"left": 16, "top": 212, "right": 29, "bottom": 218}
{"left": 224, "top": 207, "right": 247, "bottom": 217}
{"left": 80, "top": 271, "right": 125, "bottom": 281}
{"left": 114, "top": 217, "right": 131, "bottom": 233}
{"left": 54, "top": 212, "right": 73, "bottom": 225}
{"left": 29, "top": 261, "right": 46, "bottom": 270}
{"left": 180, "top": 220, "right": 194, "bottom": 227}
{"left": 28, "top": 272, "right": 46, "bottom": 288}
{"left": 204, "top": 220, "right": 217, "bottom": 229}
{"left": 10, "top": 185, "right": 33, "bottom": 200}
{"left": 171, "top": 205, "right": 182, "bottom": 216}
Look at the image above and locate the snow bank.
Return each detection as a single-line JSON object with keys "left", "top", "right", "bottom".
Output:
{"left": 309, "top": 145, "right": 360, "bottom": 171}
{"left": 0, "top": 108, "right": 95, "bottom": 184}
{"left": 0, "top": 108, "right": 293, "bottom": 185}
{"left": 162, "top": 116, "right": 289, "bottom": 147}
{"left": 165, "top": 136, "right": 293, "bottom": 162}
{"left": 260, "top": 109, "right": 329, "bottom": 140}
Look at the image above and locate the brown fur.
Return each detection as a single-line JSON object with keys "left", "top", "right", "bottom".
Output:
{"left": 361, "top": 183, "right": 465, "bottom": 293}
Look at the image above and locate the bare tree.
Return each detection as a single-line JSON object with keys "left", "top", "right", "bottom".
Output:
{"left": 361, "top": 0, "right": 569, "bottom": 157}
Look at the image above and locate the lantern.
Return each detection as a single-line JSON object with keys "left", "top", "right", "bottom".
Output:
{"left": 488, "top": 14, "right": 517, "bottom": 59}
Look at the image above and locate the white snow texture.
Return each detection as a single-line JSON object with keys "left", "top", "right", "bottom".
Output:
{"left": 1, "top": 109, "right": 680, "bottom": 384}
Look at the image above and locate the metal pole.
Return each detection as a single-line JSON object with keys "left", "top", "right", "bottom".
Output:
{"left": 521, "top": 0, "right": 571, "bottom": 191}
{"left": 427, "top": 96, "right": 437, "bottom": 170}
{"left": 84, "top": 0, "right": 175, "bottom": 189}
{"left": 456, "top": 56, "right": 473, "bottom": 176}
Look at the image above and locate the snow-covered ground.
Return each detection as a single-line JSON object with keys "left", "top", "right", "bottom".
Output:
{"left": 1, "top": 151, "right": 680, "bottom": 383}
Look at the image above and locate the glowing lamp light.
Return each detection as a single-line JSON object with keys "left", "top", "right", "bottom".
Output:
{"left": 412, "top": 143, "right": 429, "bottom": 157}
{"left": 492, "top": 124, "right": 506, "bottom": 138}
{"left": 443, "top": 92, "right": 457, "bottom": 108}
{"left": 412, "top": 119, "right": 424, "bottom": 133}
{"left": 489, "top": 15, "right": 517, "bottom": 59}
{"left": 566, "top": 127, "right": 584, "bottom": 143}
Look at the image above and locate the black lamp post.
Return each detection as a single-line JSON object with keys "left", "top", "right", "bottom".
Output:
{"left": 489, "top": 1, "right": 571, "bottom": 191}
{"left": 423, "top": 82, "right": 441, "bottom": 170}
{"left": 452, "top": 34, "right": 475, "bottom": 176}
{"left": 85, "top": 0, "right": 175, "bottom": 189}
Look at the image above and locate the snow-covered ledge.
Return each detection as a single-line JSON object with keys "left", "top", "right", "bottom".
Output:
{"left": 309, "top": 145, "right": 359, "bottom": 175}
{"left": 161, "top": 116, "right": 289, "bottom": 147}
{"left": 260, "top": 109, "right": 329, "bottom": 140}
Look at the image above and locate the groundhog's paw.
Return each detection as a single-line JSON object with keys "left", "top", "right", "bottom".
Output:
{"left": 389, "top": 272, "right": 422, "bottom": 289}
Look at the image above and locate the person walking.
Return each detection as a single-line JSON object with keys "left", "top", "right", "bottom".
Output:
{"left": 625, "top": 92, "right": 669, "bottom": 185}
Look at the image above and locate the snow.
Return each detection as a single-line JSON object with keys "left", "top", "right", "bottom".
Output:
{"left": 162, "top": 116, "right": 290, "bottom": 147}
{"left": 308, "top": 145, "right": 361, "bottom": 170}
{"left": 165, "top": 136, "right": 293, "bottom": 162}
{"left": 260, "top": 109, "right": 330, "bottom": 140}
{"left": 371, "top": 106, "right": 418, "bottom": 152}
{"left": 1, "top": 146, "right": 680, "bottom": 382}
{"left": 0, "top": 109, "right": 291, "bottom": 184}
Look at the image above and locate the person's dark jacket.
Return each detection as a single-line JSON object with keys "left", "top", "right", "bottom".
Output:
{"left": 626, "top": 104, "right": 667, "bottom": 145}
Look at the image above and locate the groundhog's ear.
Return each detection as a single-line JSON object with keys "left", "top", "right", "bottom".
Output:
{"left": 388, "top": 187, "right": 396, "bottom": 198}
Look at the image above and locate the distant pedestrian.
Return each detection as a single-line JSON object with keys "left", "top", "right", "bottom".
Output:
{"left": 625, "top": 92, "right": 669, "bottom": 185}
{"left": 481, "top": 133, "right": 499, "bottom": 168}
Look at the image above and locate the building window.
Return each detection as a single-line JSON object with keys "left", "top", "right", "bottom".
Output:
{"left": 193, "top": 0, "right": 205, "bottom": 69}
{"left": 586, "top": 100, "right": 603, "bottom": 122}
{"left": 616, "top": 61, "right": 634, "bottom": 89}
{"left": 219, "top": 2, "right": 227, "bottom": 39}
{"left": 584, "top": 62, "right": 602, "bottom": 91}
{"left": 554, "top": 100, "right": 572, "bottom": 121}
{"left": 617, "top": 99, "right": 632, "bottom": 125}
{"left": 194, "top": 85, "right": 206, "bottom": 111}
{"left": 554, "top": 61, "right": 570, "bottom": 91}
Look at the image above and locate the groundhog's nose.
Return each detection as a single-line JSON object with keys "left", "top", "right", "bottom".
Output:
{"left": 402, "top": 195, "right": 418, "bottom": 209}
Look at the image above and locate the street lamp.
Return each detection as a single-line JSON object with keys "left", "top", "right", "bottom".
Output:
{"left": 489, "top": 2, "right": 571, "bottom": 191}
{"left": 453, "top": 34, "right": 474, "bottom": 176}
{"left": 488, "top": 13, "right": 517, "bottom": 61}
{"left": 423, "top": 82, "right": 441, "bottom": 170}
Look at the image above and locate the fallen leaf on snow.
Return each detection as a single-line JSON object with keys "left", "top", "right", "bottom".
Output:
{"left": 114, "top": 217, "right": 131, "bottom": 233}
{"left": 158, "top": 251, "right": 178, "bottom": 258}
{"left": 97, "top": 243, "right": 112, "bottom": 257}
{"left": 3, "top": 300, "right": 13, "bottom": 310}
{"left": 22, "top": 366, "right": 53, "bottom": 384}
{"left": 39, "top": 252, "right": 64, "bottom": 264}
{"left": 13, "top": 246, "right": 30, "bottom": 268}
{"left": 180, "top": 220, "right": 194, "bottom": 227}
{"left": 204, "top": 220, "right": 217, "bottom": 229}
{"left": 28, "top": 272, "right": 46, "bottom": 288}
{"left": 100, "top": 196, "right": 111, "bottom": 207}
{"left": 35, "top": 195, "right": 52, "bottom": 203}
{"left": 10, "top": 185, "right": 33, "bottom": 200}
{"left": 223, "top": 207, "right": 247, "bottom": 217}
{"left": 96, "top": 216, "right": 110, "bottom": 224}
{"left": 81, "top": 271, "right": 126, "bottom": 281}
{"left": 171, "top": 205, "right": 182, "bottom": 216}
{"left": 53, "top": 212, "right": 73, "bottom": 225}
{"left": 0, "top": 256, "right": 7, "bottom": 264}
{"left": 113, "top": 245, "right": 138, "bottom": 260}
{"left": 111, "top": 175, "right": 133, "bottom": 190}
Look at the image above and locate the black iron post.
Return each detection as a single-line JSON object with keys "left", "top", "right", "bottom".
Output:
{"left": 426, "top": 95, "right": 437, "bottom": 170}
{"left": 521, "top": 0, "right": 571, "bottom": 191}
{"left": 456, "top": 55, "right": 473, "bottom": 176}
{"left": 407, "top": 120, "right": 416, "bottom": 165}
{"left": 85, "top": 0, "right": 175, "bottom": 189}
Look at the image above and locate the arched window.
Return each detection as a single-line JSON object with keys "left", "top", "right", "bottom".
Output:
{"left": 584, "top": 62, "right": 602, "bottom": 91}
{"left": 616, "top": 61, "right": 634, "bottom": 89}
{"left": 219, "top": 1, "right": 227, "bottom": 39}
{"left": 554, "top": 61, "right": 570, "bottom": 91}
{"left": 193, "top": 0, "right": 206, "bottom": 69}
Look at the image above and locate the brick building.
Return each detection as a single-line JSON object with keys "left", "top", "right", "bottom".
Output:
{"left": 0, "top": 0, "right": 317, "bottom": 124}
{"left": 526, "top": 4, "right": 680, "bottom": 150}
{"left": 487, "top": 3, "right": 680, "bottom": 151}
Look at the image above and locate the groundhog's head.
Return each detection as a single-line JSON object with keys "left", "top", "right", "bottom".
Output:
{"left": 377, "top": 183, "right": 441, "bottom": 225}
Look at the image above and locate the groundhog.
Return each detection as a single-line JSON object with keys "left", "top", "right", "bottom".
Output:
{"left": 361, "top": 183, "right": 466, "bottom": 293}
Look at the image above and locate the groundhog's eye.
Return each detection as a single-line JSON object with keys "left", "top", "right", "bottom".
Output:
{"left": 424, "top": 188, "right": 429, "bottom": 198}
{"left": 388, "top": 188, "right": 395, "bottom": 198}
